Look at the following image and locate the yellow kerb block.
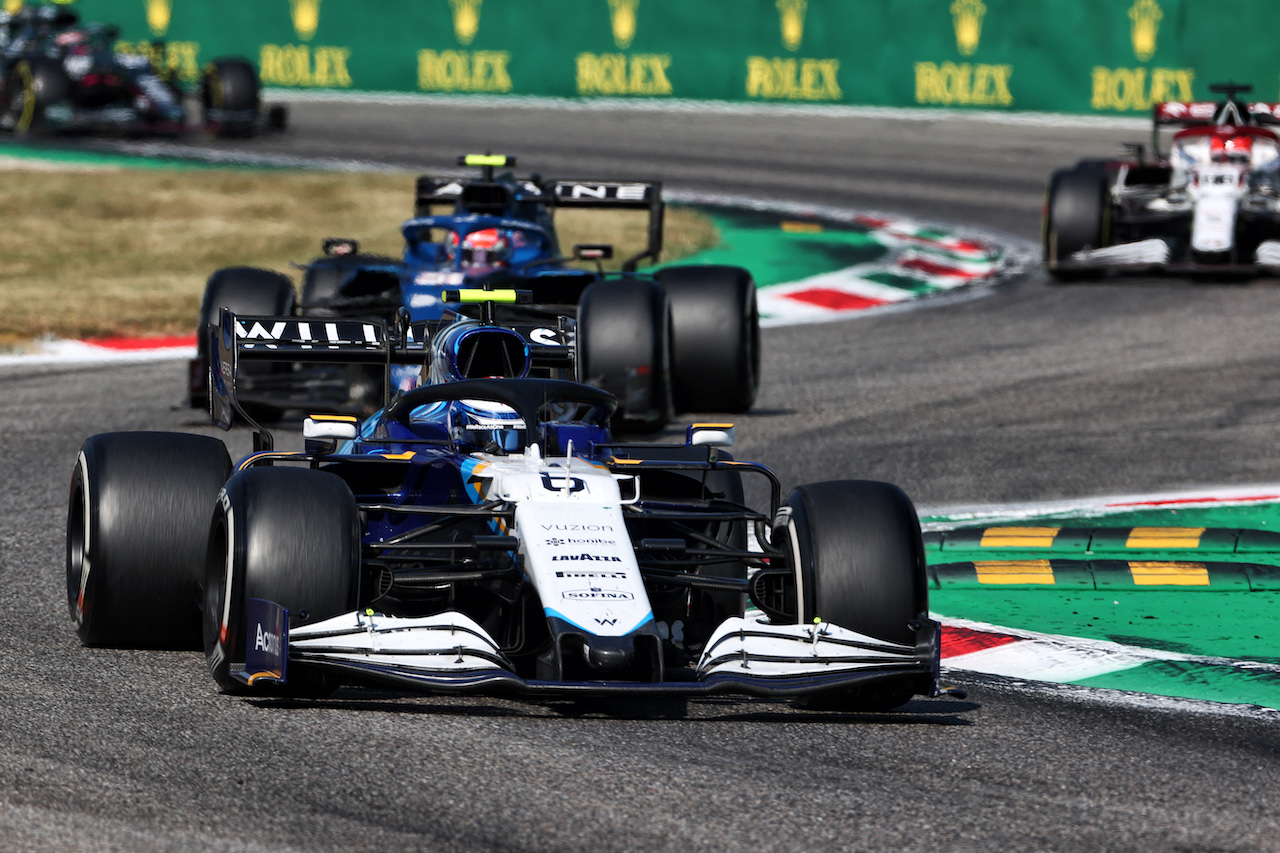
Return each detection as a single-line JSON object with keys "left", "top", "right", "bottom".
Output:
{"left": 1129, "top": 561, "right": 1210, "bottom": 586}
{"left": 975, "top": 560, "right": 1055, "bottom": 584}
{"left": 979, "top": 527, "right": 1060, "bottom": 548}
{"left": 1125, "top": 527, "right": 1205, "bottom": 549}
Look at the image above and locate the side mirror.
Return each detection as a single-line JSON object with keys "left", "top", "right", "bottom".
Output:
{"left": 304, "top": 414, "right": 359, "bottom": 454}
{"left": 687, "top": 423, "right": 734, "bottom": 448}
{"left": 573, "top": 244, "right": 613, "bottom": 261}
{"left": 322, "top": 238, "right": 359, "bottom": 257}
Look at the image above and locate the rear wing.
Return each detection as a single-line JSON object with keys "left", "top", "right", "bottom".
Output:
{"left": 546, "top": 180, "right": 664, "bottom": 271}
{"left": 1151, "top": 94, "right": 1280, "bottom": 158}
{"left": 209, "top": 308, "right": 429, "bottom": 451}
{"left": 1153, "top": 101, "right": 1280, "bottom": 126}
{"left": 414, "top": 153, "right": 665, "bottom": 273}
{"left": 209, "top": 294, "right": 570, "bottom": 450}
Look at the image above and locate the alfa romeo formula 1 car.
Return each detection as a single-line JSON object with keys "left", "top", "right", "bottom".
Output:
{"left": 189, "top": 155, "right": 758, "bottom": 430}
{"left": 0, "top": 3, "right": 284, "bottom": 136}
{"left": 1043, "top": 83, "right": 1280, "bottom": 278}
{"left": 68, "top": 306, "right": 949, "bottom": 709}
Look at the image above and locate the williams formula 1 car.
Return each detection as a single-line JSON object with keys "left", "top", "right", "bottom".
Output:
{"left": 1043, "top": 83, "right": 1280, "bottom": 278}
{"left": 190, "top": 155, "right": 758, "bottom": 430}
{"left": 0, "top": 3, "right": 285, "bottom": 136}
{"left": 68, "top": 306, "right": 949, "bottom": 709}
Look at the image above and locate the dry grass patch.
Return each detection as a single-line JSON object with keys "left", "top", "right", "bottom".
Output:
{"left": 0, "top": 167, "right": 718, "bottom": 347}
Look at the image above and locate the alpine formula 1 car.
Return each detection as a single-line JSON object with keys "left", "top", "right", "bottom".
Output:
{"left": 0, "top": 3, "right": 285, "bottom": 136}
{"left": 189, "top": 155, "right": 758, "bottom": 430}
{"left": 1043, "top": 83, "right": 1280, "bottom": 278}
{"left": 68, "top": 307, "right": 949, "bottom": 709}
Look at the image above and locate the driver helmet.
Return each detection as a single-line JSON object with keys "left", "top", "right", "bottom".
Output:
{"left": 447, "top": 228, "right": 510, "bottom": 269}
{"left": 1211, "top": 133, "right": 1253, "bottom": 163}
{"left": 450, "top": 399, "right": 527, "bottom": 454}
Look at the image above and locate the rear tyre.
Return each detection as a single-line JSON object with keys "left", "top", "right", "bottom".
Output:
{"left": 191, "top": 266, "right": 295, "bottom": 413}
{"left": 67, "top": 432, "right": 231, "bottom": 649}
{"left": 4, "top": 58, "right": 71, "bottom": 136}
{"left": 201, "top": 58, "right": 260, "bottom": 137}
{"left": 782, "top": 480, "right": 929, "bottom": 710}
{"left": 655, "top": 265, "right": 760, "bottom": 414}
{"left": 1043, "top": 166, "right": 1111, "bottom": 281}
{"left": 204, "top": 467, "right": 359, "bottom": 695}
{"left": 576, "top": 278, "right": 673, "bottom": 432}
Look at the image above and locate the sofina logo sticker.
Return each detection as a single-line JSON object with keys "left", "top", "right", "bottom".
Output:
{"left": 1129, "top": 0, "right": 1161, "bottom": 62}
{"left": 777, "top": 0, "right": 806, "bottom": 52}
{"left": 951, "top": 0, "right": 985, "bottom": 56}
{"left": 450, "top": 0, "right": 482, "bottom": 45}
{"left": 289, "top": 0, "right": 320, "bottom": 41}
{"left": 146, "top": 0, "right": 171, "bottom": 36}
{"left": 608, "top": 0, "right": 638, "bottom": 50}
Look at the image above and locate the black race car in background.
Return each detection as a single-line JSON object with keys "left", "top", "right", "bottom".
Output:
{"left": 0, "top": 2, "right": 285, "bottom": 136}
{"left": 193, "top": 155, "right": 759, "bottom": 431}
{"left": 1043, "top": 83, "right": 1280, "bottom": 278}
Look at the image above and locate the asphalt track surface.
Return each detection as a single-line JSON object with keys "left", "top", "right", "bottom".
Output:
{"left": 3, "top": 101, "right": 1280, "bottom": 851}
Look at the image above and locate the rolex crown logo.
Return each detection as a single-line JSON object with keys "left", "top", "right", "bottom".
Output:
{"left": 776, "top": 0, "right": 806, "bottom": 52}
{"left": 1129, "top": 0, "right": 1162, "bottom": 62}
{"left": 951, "top": 0, "right": 986, "bottom": 57}
{"left": 3, "top": 0, "right": 23, "bottom": 14}
{"left": 288, "top": 0, "right": 321, "bottom": 42}
{"left": 146, "top": 0, "right": 172, "bottom": 37}
{"left": 608, "top": 0, "right": 638, "bottom": 50}
{"left": 450, "top": 0, "right": 482, "bottom": 46}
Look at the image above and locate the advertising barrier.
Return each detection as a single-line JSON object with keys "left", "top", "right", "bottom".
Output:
{"left": 7, "top": 0, "right": 1280, "bottom": 115}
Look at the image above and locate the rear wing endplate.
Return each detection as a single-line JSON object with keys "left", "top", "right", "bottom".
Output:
{"left": 209, "top": 308, "right": 429, "bottom": 451}
{"left": 547, "top": 181, "right": 664, "bottom": 271}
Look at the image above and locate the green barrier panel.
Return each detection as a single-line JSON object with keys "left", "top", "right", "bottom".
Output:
{"left": 15, "top": 0, "right": 1280, "bottom": 116}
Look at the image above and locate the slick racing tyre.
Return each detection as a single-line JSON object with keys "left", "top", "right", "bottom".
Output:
{"left": 576, "top": 278, "right": 673, "bottom": 432}
{"left": 200, "top": 58, "right": 260, "bottom": 137}
{"left": 204, "top": 467, "right": 359, "bottom": 695}
{"left": 3, "top": 58, "right": 71, "bottom": 136}
{"left": 192, "top": 266, "right": 296, "bottom": 414}
{"left": 67, "top": 432, "right": 232, "bottom": 649}
{"left": 1043, "top": 166, "right": 1111, "bottom": 281}
{"left": 782, "top": 480, "right": 930, "bottom": 711}
{"left": 655, "top": 265, "right": 760, "bottom": 414}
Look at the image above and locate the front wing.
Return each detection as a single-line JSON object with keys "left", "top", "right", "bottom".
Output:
{"left": 234, "top": 602, "right": 942, "bottom": 699}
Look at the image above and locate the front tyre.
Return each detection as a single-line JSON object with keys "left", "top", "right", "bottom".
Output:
{"left": 783, "top": 480, "right": 930, "bottom": 710}
{"left": 204, "top": 467, "right": 359, "bottom": 695}
{"left": 1043, "top": 166, "right": 1111, "bottom": 281}
{"left": 67, "top": 432, "right": 231, "bottom": 649}
{"left": 200, "top": 58, "right": 260, "bottom": 138}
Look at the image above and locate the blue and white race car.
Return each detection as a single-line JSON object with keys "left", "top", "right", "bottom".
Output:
{"left": 70, "top": 307, "right": 951, "bottom": 709}
{"left": 190, "top": 155, "right": 759, "bottom": 430}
